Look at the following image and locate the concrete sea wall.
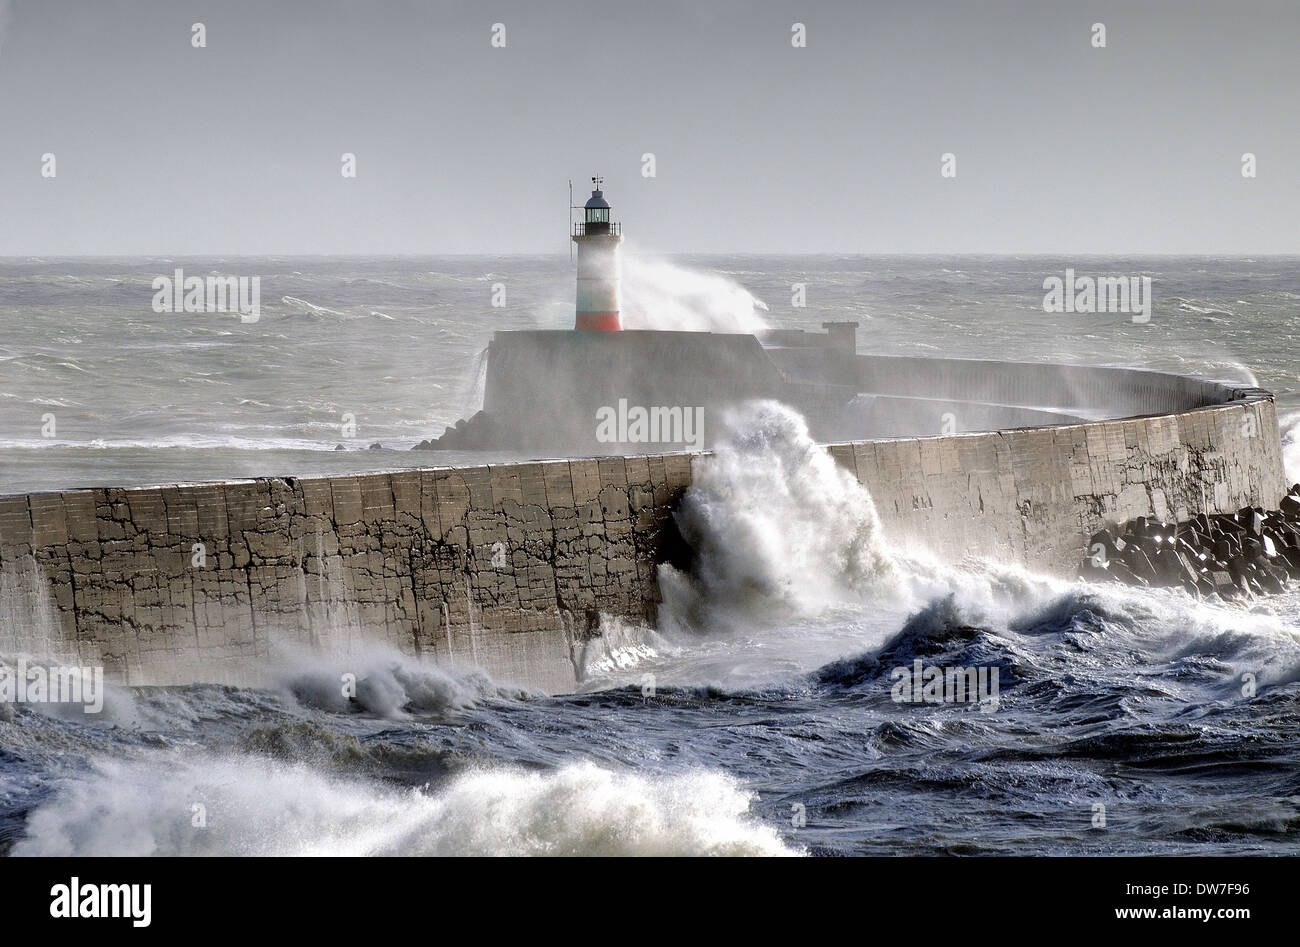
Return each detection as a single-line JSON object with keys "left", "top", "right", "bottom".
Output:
{"left": 828, "top": 395, "right": 1286, "bottom": 569}
{"left": 0, "top": 391, "right": 1287, "bottom": 693}
{"left": 0, "top": 457, "right": 692, "bottom": 693}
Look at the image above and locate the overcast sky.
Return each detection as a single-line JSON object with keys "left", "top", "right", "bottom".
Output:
{"left": 0, "top": 0, "right": 1296, "bottom": 255}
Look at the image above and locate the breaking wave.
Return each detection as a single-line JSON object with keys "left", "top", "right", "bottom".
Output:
{"left": 13, "top": 756, "right": 797, "bottom": 857}
{"left": 661, "top": 401, "right": 896, "bottom": 627}
{"left": 650, "top": 399, "right": 1300, "bottom": 698}
{"left": 658, "top": 400, "right": 1060, "bottom": 633}
{"left": 270, "top": 643, "right": 531, "bottom": 718}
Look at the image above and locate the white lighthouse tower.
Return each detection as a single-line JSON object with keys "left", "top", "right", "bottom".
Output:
{"left": 572, "top": 175, "right": 623, "bottom": 331}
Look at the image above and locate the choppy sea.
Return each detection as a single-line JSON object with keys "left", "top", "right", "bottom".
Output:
{"left": 2, "top": 255, "right": 1298, "bottom": 855}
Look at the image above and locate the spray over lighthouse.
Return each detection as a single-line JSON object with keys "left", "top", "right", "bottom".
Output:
{"left": 572, "top": 175, "right": 623, "bottom": 331}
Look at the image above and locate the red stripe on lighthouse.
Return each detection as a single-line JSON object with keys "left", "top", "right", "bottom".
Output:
{"left": 575, "top": 312, "right": 622, "bottom": 331}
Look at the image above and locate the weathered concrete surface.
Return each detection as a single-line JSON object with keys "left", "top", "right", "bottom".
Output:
{"left": 832, "top": 395, "right": 1287, "bottom": 570}
{"left": 0, "top": 456, "right": 691, "bottom": 692}
{"left": 0, "top": 391, "right": 1286, "bottom": 693}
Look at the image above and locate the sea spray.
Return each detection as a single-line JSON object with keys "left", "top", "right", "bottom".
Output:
{"left": 13, "top": 755, "right": 798, "bottom": 857}
{"left": 620, "top": 256, "right": 768, "bottom": 333}
{"left": 1281, "top": 410, "right": 1300, "bottom": 485}
{"left": 653, "top": 399, "right": 1078, "bottom": 670}
{"left": 659, "top": 401, "right": 898, "bottom": 630}
{"left": 573, "top": 614, "right": 676, "bottom": 685}
{"left": 459, "top": 345, "right": 490, "bottom": 420}
{"left": 271, "top": 642, "right": 529, "bottom": 718}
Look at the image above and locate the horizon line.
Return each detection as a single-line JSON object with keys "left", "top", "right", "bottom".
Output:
{"left": 3, "top": 251, "right": 1300, "bottom": 261}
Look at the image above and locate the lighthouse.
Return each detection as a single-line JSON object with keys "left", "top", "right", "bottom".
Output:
{"left": 572, "top": 176, "right": 623, "bottom": 331}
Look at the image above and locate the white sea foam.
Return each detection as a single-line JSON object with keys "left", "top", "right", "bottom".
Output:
{"left": 661, "top": 401, "right": 897, "bottom": 627}
{"left": 621, "top": 256, "right": 768, "bottom": 333}
{"left": 1281, "top": 410, "right": 1300, "bottom": 486}
{"left": 270, "top": 642, "right": 530, "bottom": 717}
{"left": 658, "top": 401, "right": 1063, "bottom": 619}
{"left": 1048, "top": 579, "right": 1300, "bottom": 688}
{"left": 280, "top": 295, "right": 348, "bottom": 318}
{"left": 13, "top": 756, "right": 798, "bottom": 857}
{"left": 652, "top": 399, "right": 1300, "bottom": 690}
{"left": 573, "top": 614, "right": 675, "bottom": 684}
{"left": 0, "top": 627, "right": 526, "bottom": 726}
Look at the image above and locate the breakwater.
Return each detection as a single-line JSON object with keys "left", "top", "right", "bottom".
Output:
{"left": 0, "top": 374, "right": 1287, "bottom": 693}
{"left": 1081, "top": 485, "right": 1300, "bottom": 598}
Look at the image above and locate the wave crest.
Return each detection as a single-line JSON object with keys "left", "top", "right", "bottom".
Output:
{"left": 14, "top": 757, "right": 798, "bottom": 857}
{"left": 661, "top": 401, "right": 897, "bottom": 629}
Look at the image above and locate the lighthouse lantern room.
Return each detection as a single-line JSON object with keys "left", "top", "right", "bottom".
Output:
{"left": 572, "top": 175, "right": 623, "bottom": 331}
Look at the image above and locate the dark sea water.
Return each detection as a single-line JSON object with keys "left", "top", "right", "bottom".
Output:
{"left": 1, "top": 255, "right": 1299, "bottom": 855}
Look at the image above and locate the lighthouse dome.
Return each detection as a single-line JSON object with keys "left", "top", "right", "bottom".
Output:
{"left": 584, "top": 190, "right": 610, "bottom": 209}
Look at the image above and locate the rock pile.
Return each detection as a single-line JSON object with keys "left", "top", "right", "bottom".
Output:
{"left": 1080, "top": 484, "right": 1300, "bottom": 600}
{"left": 412, "top": 411, "right": 503, "bottom": 451}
